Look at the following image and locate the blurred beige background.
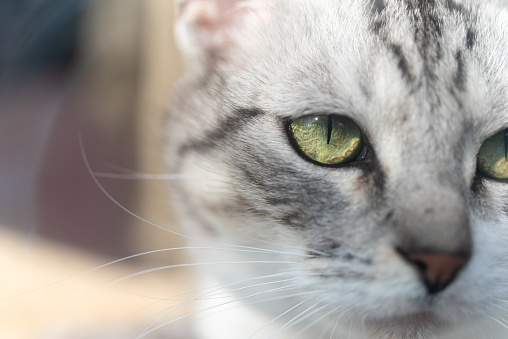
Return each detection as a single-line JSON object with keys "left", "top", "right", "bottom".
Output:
{"left": 0, "top": 0, "right": 196, "bottom": 337}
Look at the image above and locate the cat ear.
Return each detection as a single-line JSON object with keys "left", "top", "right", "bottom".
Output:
{"left": 175, "top": 0, "right": 269, "bottom": 68}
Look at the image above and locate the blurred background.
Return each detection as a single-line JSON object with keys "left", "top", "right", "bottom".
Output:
{"left": 0, "top": 0, "right": 194, "bottom": 337}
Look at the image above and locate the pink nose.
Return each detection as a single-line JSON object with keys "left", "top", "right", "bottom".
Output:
{"left": 400, "top": 252, "right": 469, "bottom": 294}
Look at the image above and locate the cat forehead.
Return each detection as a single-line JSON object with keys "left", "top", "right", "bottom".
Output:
{"left": 220, "top": 0, "right": 508, "bottom": 138}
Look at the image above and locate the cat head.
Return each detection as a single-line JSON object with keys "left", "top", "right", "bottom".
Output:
{"left": 168, "top": 0, "right": 508, "bottom": 337}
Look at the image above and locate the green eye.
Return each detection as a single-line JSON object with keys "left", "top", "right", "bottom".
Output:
{"left": 288, "top": 115, "right": 364, "bottom": 165}
{"left": 477, "top": 129, "right": 508, "bottom": 179}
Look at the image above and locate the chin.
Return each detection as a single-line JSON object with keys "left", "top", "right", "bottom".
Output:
{"left": 365, "top": 312, "right": 452, "bottom": 339}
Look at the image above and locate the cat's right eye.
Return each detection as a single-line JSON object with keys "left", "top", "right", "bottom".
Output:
{"left": 477, "top": 129, "right": 508, "bottom": 179}
{"left": 288, "top": 115, "right": 364, "bottom": 166}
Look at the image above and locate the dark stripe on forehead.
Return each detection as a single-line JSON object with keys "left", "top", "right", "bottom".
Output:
{"left": 178, "top": 108, "right": 264, "bottom": 157}
{"left": 368, "top": 0, "right": 387, "bottom": 33}
{"left": 373, "top": 0, "right": 477, "bottom": 95}
{"left": 445, "top": 1, "right": 476, "bottom": 51}
{"left": 390, "top": 44, "right": 413, "bottom": 82}
{"left": 466, "top": 29, "right": 475, "bottom": 50}
{"left": 373, "top": 0, "right": 445, "bottom": 86}
{"left": 454, "top": 51, "right": 466, "bottom": 91}
{"left": 405, "top": 0, "right": 443, "bottom": 58}
{"left": 371, "top": 0, "right": 386, "bottom": 15}
{"left": 445, "top": 0, "right": 466, "bottom": 13}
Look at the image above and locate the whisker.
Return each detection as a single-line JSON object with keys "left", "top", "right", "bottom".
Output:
{"left": 137, "top": 284, "right": 298, "bottom": 338}
{"left": 206, "top": 278, "right": 295, "bottom": 298}
{"left": 92, "top": 172, "right": 190, "bottom": 180}
{"left": 294, "top": 306, "right": 338, "bottom": 339}
{"left": 102, "top": 163, "right": 141, "bottom": 174}
{"left": 268, "top": 303, "right": 321, "bottom": 338}
{"left": 488, "top": 315, "right": 508, "bottom": 331}
{"left": 30, "top": 264, "right": 286, "bottom": 326}
{"left": 245, "top": 236, "right": 330, "bottom": 258}
{"left": 77, "top": 261, "right": 298, "bottom": 304}
{"left": 136, "top": 278, "right": 296, "bottom": 330}
{"left": 140, "top": 284, "right": 299, "bottom": 337}
{"left": 287, "top": 304, "right": 328, "bottom": 337}
{"left": 2, "top": 246, "right": 296, "bottom": 302}
{"left": 329, "top": 315, "right": 340, "bottom": 339}
{"left": 247, "top": 299, "right": 311, "bottom": 338}
{"left": 219, "top": 289, "right": 328, "bottom": 312}
{"left": 123, "top": 272, "right": 295, "bottom": 329}
{"left": 105, "top": 260, "right": 296, "bottom": 286}
{"left": 175, "top": 289, "right": 330, "bottom": 337}
{"left": 139, "top": 272, "right": 293, "bottom": 303}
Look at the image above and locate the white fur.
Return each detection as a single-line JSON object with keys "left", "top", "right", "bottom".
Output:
{"left": 168, "top": 0, "right": 508, "bottom": 338}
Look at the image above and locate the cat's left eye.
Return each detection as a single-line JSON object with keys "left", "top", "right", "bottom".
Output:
{"left": 288, "top": 115, "right": 364, "bottom": 166}
{"left": 477, "top": 129, "right": 508, "bottom": 179}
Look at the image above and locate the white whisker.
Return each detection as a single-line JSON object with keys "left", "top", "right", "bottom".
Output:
{"left": 247, "top": 299, "right": 311, "bottom": 338}
{"left": 126, "top": 273, "right": 295, "bottom": 330}
{"left": 95, "top": 260, "right": 297, "bottom": 291}
{"left": 488, "top": 315, "right": 508, "bottom": 331}
{"left": 3, "top": 246, "right": 297, "bottom": 302}
{"left": 245, "top": 236, "right": 330, "bottom": 258}
{"left": 93, "top": 172, "right": 191, "bottom": 180}
{"left": 207, "top": 278, "right": 295, "bottom": 298}
{"left": 268, "top": 303, "right": 321, "bottom": 338}
{"left": 225, "top": 289, "right": 327, "bottom": 310}
{"left": 329, "top": 315, "right": 340, "bottom": 339}
{"left": 280, "top": 304, "right": 328, "bottom": 337}
{"left": 136, "top": 278, "right": 297, "bottom": 329}
{"left": 137, "top": 284, "right": 297, "bottom": 338}
{"left": 141, "top": 285, "right": 300, "bottom": 337}
{"left": 294, "top": 306, "right": 337, "bottom": 339}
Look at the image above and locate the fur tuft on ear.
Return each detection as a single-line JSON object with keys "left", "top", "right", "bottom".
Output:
{"left": 175, "top": 0, "right": 270, "bottom": 69}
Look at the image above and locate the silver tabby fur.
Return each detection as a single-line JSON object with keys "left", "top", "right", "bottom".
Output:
{"left": 167, "top": 0, "right": 508, "bottom": 338}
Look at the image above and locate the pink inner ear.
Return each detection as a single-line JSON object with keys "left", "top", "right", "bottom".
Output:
{"left": 177, "top": 0, "right": 269, "bottom": 66}
{"left": 179, "top": 0, "right": 242, "bottom": 32}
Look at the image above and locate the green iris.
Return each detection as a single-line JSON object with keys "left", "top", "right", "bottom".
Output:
{"left": 477, "top": 129, "right": 508, "bottom": 179}
{"left": 288, "top": 115, "right": 363, "bottom": 165}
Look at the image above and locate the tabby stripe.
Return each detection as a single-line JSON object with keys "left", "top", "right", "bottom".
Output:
{"left": 445, "top": 0, "right": 466, "bottom": 14}
{"left": 390, "top": 44, "right": 413, "bottom": 82}
{"left": 178, "top": 108, "right": 264, "bottom": 157}
{"left": 466, "top": 29, "right": 475, "bottom": 50}
{"left": 370, "top": 0, "right": 386, "bottom": 15}
{"left": 368, "top": 0, "right": 387, "bottom": 33}
{"left": 454, "top": 51, "right": 466, "bottom": 91}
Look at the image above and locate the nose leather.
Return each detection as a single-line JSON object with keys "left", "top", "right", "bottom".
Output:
{"left": 399, "top": 251, "right": 469, "bottom": 294}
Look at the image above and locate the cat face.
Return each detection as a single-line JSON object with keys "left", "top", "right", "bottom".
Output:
{"left": 167, "top": 0, "right": 508, "bottom": 337}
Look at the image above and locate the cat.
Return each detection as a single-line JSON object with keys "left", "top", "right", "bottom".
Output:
{"left": 164, "top": 0, "right": 508, "bottom": 338}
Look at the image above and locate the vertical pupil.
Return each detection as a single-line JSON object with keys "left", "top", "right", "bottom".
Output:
{"left": 327, "top": 115, "right": 332, "bottom": 144}
{"left": 504, "top": 128, "right": 508, "bottom": 159}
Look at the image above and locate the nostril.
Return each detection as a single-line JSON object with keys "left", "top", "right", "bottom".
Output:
{"left": 397, "top": 249, "right": 470, "bottom": 295}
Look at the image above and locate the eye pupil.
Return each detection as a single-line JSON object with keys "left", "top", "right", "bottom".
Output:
{"left": 327, "top": 115, "right": 332, "bottom": 145}
{"left": 504, "top": 128, "right": 508, "bottom": 160}
{"left": 288, "top": 115, "right": 364, "bottom": 166}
